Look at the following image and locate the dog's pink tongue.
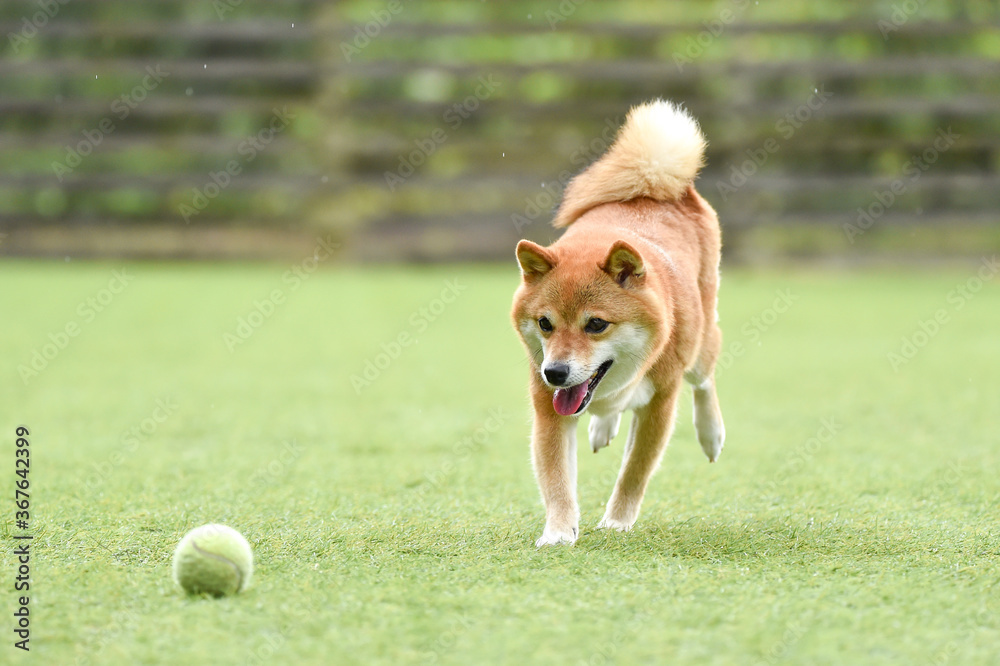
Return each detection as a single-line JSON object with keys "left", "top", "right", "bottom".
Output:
{"left": 553, "top": 382, "right": 588, "bottom": 416}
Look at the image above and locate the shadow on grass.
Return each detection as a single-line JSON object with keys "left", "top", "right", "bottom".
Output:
{"left": 331, "top": 507, "right": 932, "bottom": 565}
{"left": 577, "top": 515, "right": 916, "bottom": 562}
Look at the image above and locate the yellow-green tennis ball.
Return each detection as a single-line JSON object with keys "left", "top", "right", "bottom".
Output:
{"left": 172, "top": 524, "right": 253, "bottom": 597}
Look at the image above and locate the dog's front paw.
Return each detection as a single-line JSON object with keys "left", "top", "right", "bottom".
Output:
{"left": 597, "top": 515, "right": 635, "bottom": 533}
{"left": 588, "top": 413, "right": 622, "bottom": 453}
{"left": 535, "top": 525, "right": 578, "bottom": 547}
{"left": 700, "top": 429, "right": 725, "bottom": 463}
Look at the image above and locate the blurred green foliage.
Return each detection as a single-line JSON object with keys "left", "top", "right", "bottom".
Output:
{"left": 1, "top": 0, "right": 319, "bottom": 227}
{"left": 2, "top": 0, "right": 998, "bottom": 257}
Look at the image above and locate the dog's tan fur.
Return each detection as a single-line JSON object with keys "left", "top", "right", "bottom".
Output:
{"left": 511, "top": 100, "right": 725, "bottom": 546}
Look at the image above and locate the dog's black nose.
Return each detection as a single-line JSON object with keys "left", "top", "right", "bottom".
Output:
{"left": 544, "top": 363, "right": 571, "bottom": 386}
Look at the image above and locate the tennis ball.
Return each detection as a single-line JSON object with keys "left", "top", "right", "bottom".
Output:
{"left": 172, "top": 524, "right": 253, "bottom": 597}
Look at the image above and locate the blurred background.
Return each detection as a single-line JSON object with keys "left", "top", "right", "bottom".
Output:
{"left": 2, "top": 0, "right": 998, "bottom": 263}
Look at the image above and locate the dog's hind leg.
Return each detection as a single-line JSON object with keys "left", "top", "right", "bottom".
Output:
{"left": 691, "top": 376, "right": 724, "bottom": 462}
{"left": 685, "top": 321, "right": 725, "bottom": 462}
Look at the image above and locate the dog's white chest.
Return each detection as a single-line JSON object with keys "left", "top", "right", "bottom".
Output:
{"left": 591, "top": 376, "right": 654, "bottom": 417}
{"left": 624, "top": 376, "right": 655, "bottom": 410}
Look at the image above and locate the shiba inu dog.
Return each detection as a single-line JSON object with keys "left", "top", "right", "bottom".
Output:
{"left": 511, "top": 100, "right": 725, "bottom": 546}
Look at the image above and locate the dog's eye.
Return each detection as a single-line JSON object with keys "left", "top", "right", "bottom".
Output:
{"left": 584, "top": 318, "right": 609, "bottom": 334}
{"left": 537, "top": 317, "right": 553, "bottom": 332}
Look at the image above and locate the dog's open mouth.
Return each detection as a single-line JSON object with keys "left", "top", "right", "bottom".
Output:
{"left": 552, "top": 360, "right": 613, "bottom": 416}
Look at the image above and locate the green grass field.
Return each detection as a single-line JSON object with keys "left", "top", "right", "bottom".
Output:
{"left": 2, "top": 259, "right": 999, "bottom": 665}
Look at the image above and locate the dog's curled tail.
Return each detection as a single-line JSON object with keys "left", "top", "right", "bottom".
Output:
{"left": 553, "top": 99, "right": 706, "bottom": 228}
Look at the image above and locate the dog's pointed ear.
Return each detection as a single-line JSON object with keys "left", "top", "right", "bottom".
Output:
{"left": 516, "top": 240, "right": 555, "bottom": 280}
{"left": 603, "top": 240, "right": 645, "bottom": 288}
